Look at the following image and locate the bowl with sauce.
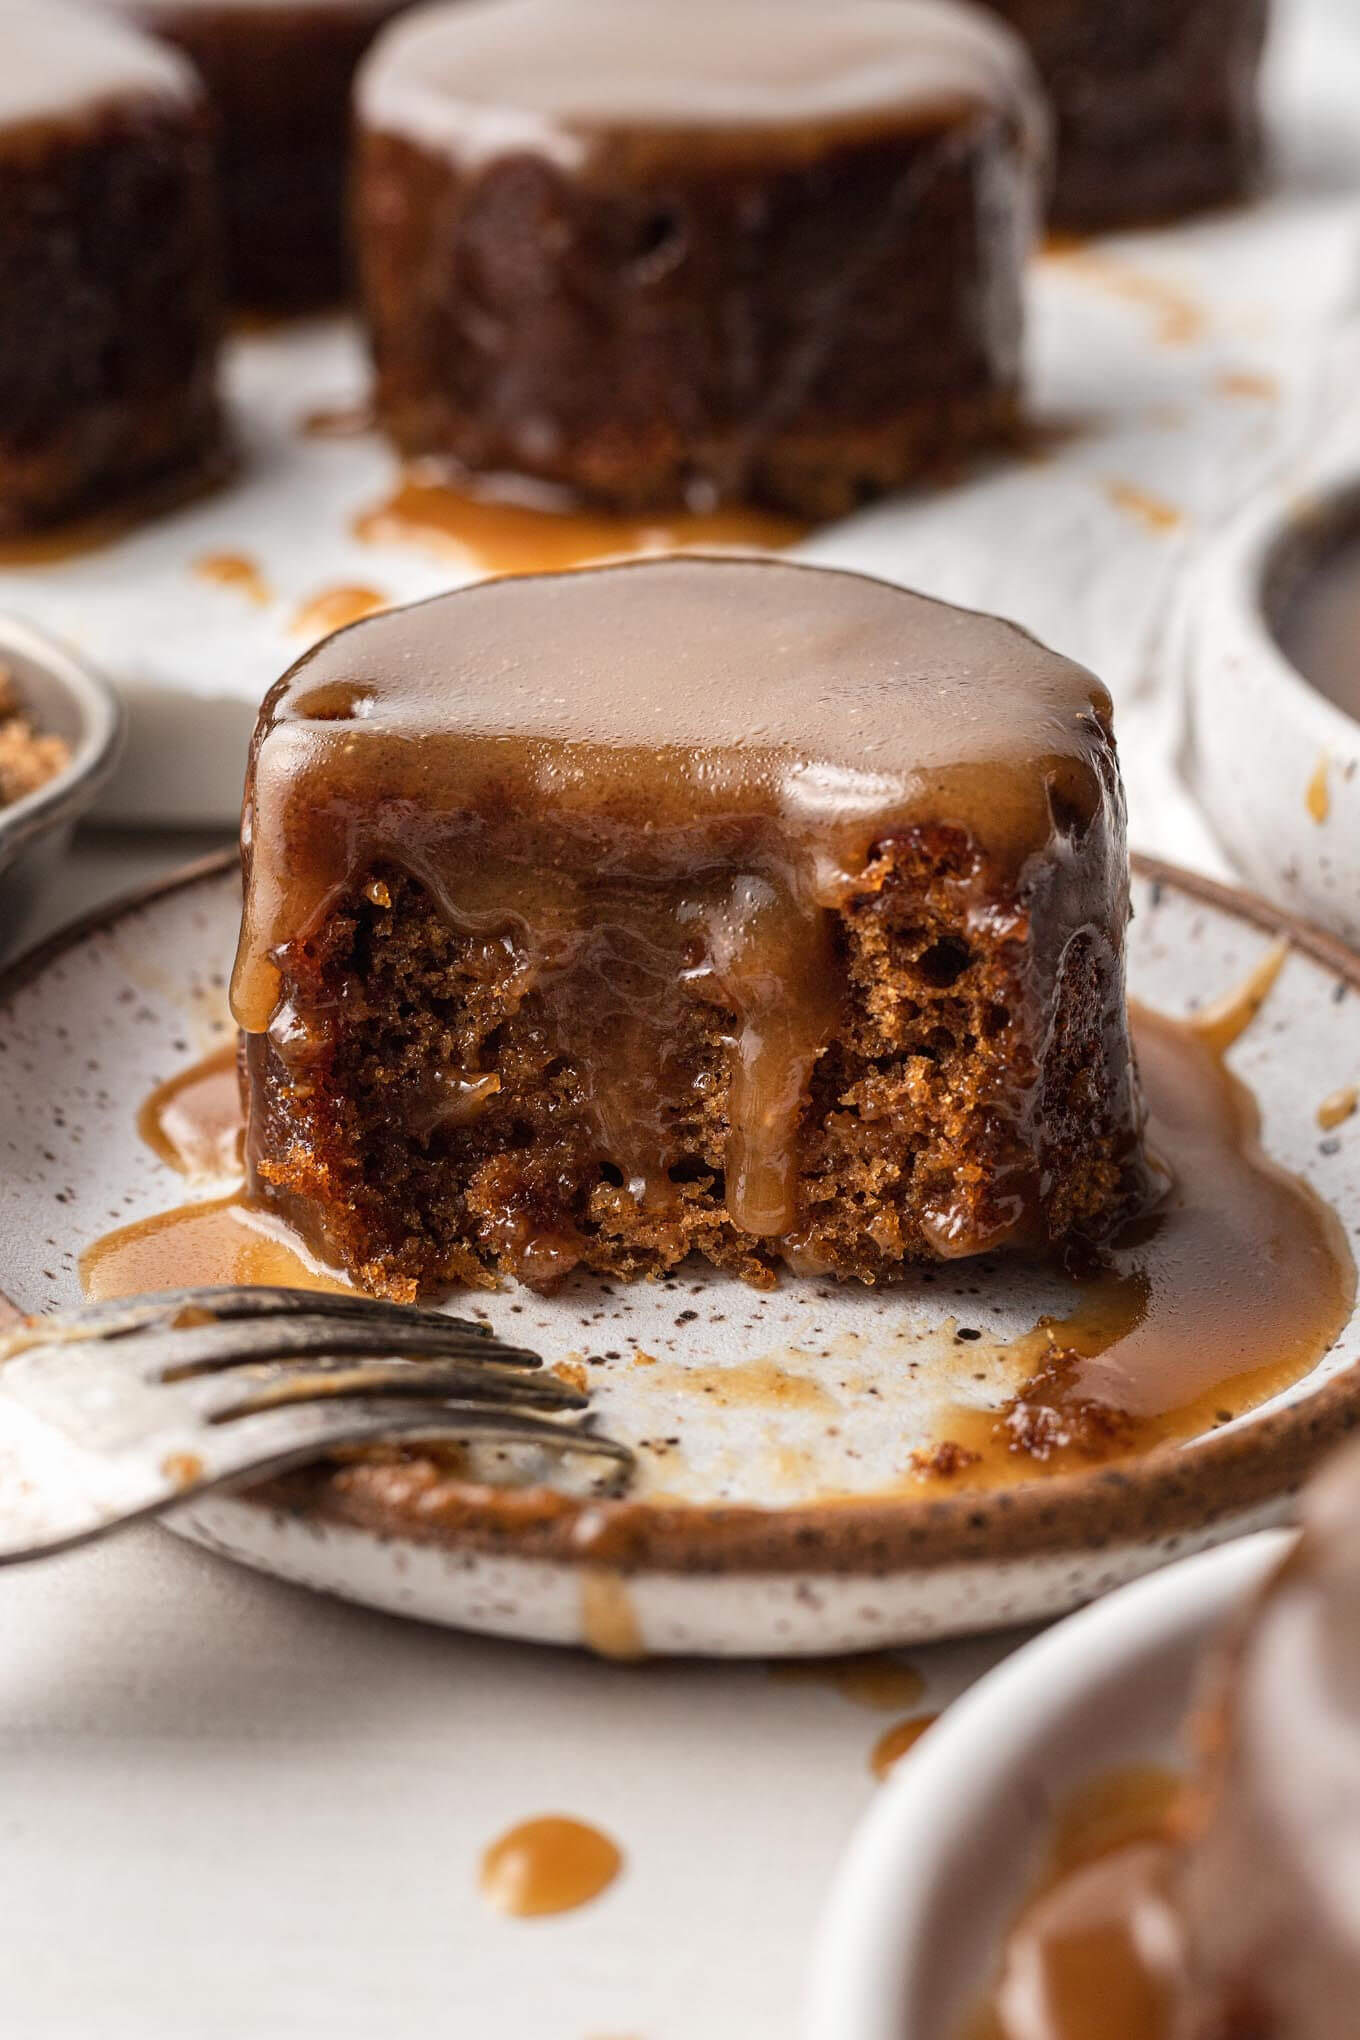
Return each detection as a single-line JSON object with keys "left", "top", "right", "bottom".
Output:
{"left": 806, "top": 1530, "right": 1288, "bottom": 2040}
{"left": 0, "top": 616, "right": 123, "bottom": 960}
{"left": 1183, "top": 462, "right": 1360, "bottom": 947}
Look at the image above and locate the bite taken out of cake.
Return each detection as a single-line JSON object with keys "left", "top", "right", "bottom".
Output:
{"left": 353, "top": 0, "right": 1047, "bottom": 519}
{"left": 231, "top": 557, "right": 1152, "bottom": 1300}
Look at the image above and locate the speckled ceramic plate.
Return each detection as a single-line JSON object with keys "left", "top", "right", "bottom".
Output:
{"left": 807, "top": 1529, "right": 1289, "bottom": 2040}
{"left": 0, "top": 854, "right": 1356, "bottom": 1655}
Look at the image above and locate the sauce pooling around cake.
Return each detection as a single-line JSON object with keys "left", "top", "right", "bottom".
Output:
{"left": 233, "top": 558, "right": 1133, "bottom": 1257}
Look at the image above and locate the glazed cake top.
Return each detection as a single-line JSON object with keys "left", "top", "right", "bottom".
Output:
{"left": 0, "top": 0, "right": 199, "bottom": 136}
{"left": 357, "top": 0, "right": 1043, "bottom": 171}
{"left": 233, "top": 558, "right": 1121, "bottom": 1033}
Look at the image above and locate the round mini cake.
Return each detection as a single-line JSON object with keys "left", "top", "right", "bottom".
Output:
{"left": 0, "top": 0, "right": 222, "bottom": 534}
{"left": 233, "top": 556, "right": 1147, "bottom": 1298}
{"left": 353, "top": 0, "right": 1046, "bottom": 518}
{"left": 100, "top": 0, "right": 415, "bottom": 309}
{"left": 983, "top": 0, "right": 1268, "bottom": 230}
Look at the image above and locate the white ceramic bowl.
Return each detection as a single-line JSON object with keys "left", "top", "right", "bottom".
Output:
{"left": 1183, "top": 455, "right": 1360, "bottom": 946}
{"left": 805, "top": 1529, "right": 1289, "bottom": 2040}
{"left": 0, "top": 615, "right": 123, "bottom": 960}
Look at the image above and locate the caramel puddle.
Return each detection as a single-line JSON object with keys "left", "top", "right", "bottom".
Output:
{"left": 80, "top": 1194, "right": 350, "bottom": 1301}
{"left": 920, "top": 992, "right": 1355, "bottom": 1490}
{"left": 964, "top": 1765, "right": 1186, "bottom": 2040}
{"left": 479, "top": 1815, "right": 622, "bottom": 1918}
{"left": 137, "top": 1043, "right": 243, "bottom": 1181}
{"left": 354, "top": 468, "right": 806, "bottom": 578}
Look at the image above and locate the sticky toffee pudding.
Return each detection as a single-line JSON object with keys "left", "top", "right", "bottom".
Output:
{"left": 353, "top": 0, "right": 1045, "bottom": 517}
{"left": 0, "top": 0, "right": 222, "bottom": 534}
{"left": 100, "top": 0, "right": 416, "bottom": 310}
{"left": 232, "top": 557, "right": 1151, "bottom": 1299}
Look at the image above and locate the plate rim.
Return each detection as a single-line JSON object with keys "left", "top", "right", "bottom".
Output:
{"left": 1, "top": 848, "right": 1357, "bottom": 1579}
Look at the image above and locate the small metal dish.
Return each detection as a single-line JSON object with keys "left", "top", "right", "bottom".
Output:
{"left": 0, "top": 616, "right": 124, "bottom": 959}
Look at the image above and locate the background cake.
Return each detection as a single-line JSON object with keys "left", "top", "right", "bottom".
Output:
{"left": 353, "top": 0, "right": 1047, "bottom": 518}
{"left": 0, "top": 0, "right": 221, "bottom": 533}
{"left": 983, "top": 0, "right": 1268, "bottom": 230}
{"left": 101, "top": 0, "right": 416, "bottom": 309}
{"left": 232, "top": 558, "right": 1147, "bottom": 1298}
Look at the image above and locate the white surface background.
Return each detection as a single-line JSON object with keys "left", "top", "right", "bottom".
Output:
{"left": 6, "top": 0, "right": 1360, "bottom": 2032}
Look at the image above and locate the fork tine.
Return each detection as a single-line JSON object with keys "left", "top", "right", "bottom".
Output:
{"left": 8, "top": 1286, "right": 497, "bottom": 1344}
{"left": 198, "top": 1356, "right": 587, "bottom": 1420}
{"left": 214, "top": 1398, "right": 636, "bottom": 1483}
{"left": 148, "top": 1314, "right": 544, "bottom": 1380}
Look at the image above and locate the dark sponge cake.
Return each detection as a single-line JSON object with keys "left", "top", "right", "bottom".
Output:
{"left": 232, "top": 557, "right": 1148, "bottom": 1298}
{"left": 0, "top": 0, "right": 222, "bottom": 534}
{"left": 103, "top": 0, "right": 416, "bottom": 310}
{"left": 983, "top": 0, "right": 1267, "bottom": 231}
{"left": 353, "top": 0, "right": 1046, "bottom": 520}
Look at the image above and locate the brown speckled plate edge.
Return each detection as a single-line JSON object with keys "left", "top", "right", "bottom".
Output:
{"left": 1, "top": 849, "right": 1357, "bottom": 1581}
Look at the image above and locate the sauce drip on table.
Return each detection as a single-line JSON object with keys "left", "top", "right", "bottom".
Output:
{"left": 354, "top": 468, "right": 807, "bottom": 578}
{"left": 479, "top": 1815, "right": 622, "bottom": 1918}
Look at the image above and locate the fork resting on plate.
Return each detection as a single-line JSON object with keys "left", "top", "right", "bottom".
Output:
{"left": 0, "top": 1285, "right": 633, "bottom": 1564}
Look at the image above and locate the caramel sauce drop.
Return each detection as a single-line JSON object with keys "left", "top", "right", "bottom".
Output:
{"left": 1043, "top": 246, "right": 1204, "bottom": 346}
{"left": 479, "top": 1816, "right": 622, "bottom": 1918}
{"left": 1319, "top": 1086, "right": 1358, "bottom": 1131}
{"left": 291, "top": 585, "right": 390, "bottom": 641}
{"left": 771, "top": 1654, "right": 925, "bottom": 1712}
{"left": 580, "top": 1570, "right": 647, "bottom": 1661}
{"left": 1306, "top": 755, "right": 1331, "bottom": 824}
{"left": 137, "top": 1043, "right": 243, "bottom": 1181}
{"left": 354, "top": 469, "right": 806, "bottom": 578}
{"left": 870, "top": 1712, "right": 938, "bottom": 1778}
{"left": 194, "top": 552, "right": 272, "bottom": 606}
{"left": 80, "top": 1194, "right": 350, "bottom": 1301}
{"left": 966, "top": 1766, "right": 1185, "bottom": 2040}
{"left": 1186, "top": 939, "right": 1289, "bottom": 1057}
{"left": 1105, "top": 481, "right": 1183, "bottom": 535}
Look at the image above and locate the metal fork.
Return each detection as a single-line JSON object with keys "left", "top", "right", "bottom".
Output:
{"left": 0, "top": 1286, "right": 633, "bottom": 1564}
